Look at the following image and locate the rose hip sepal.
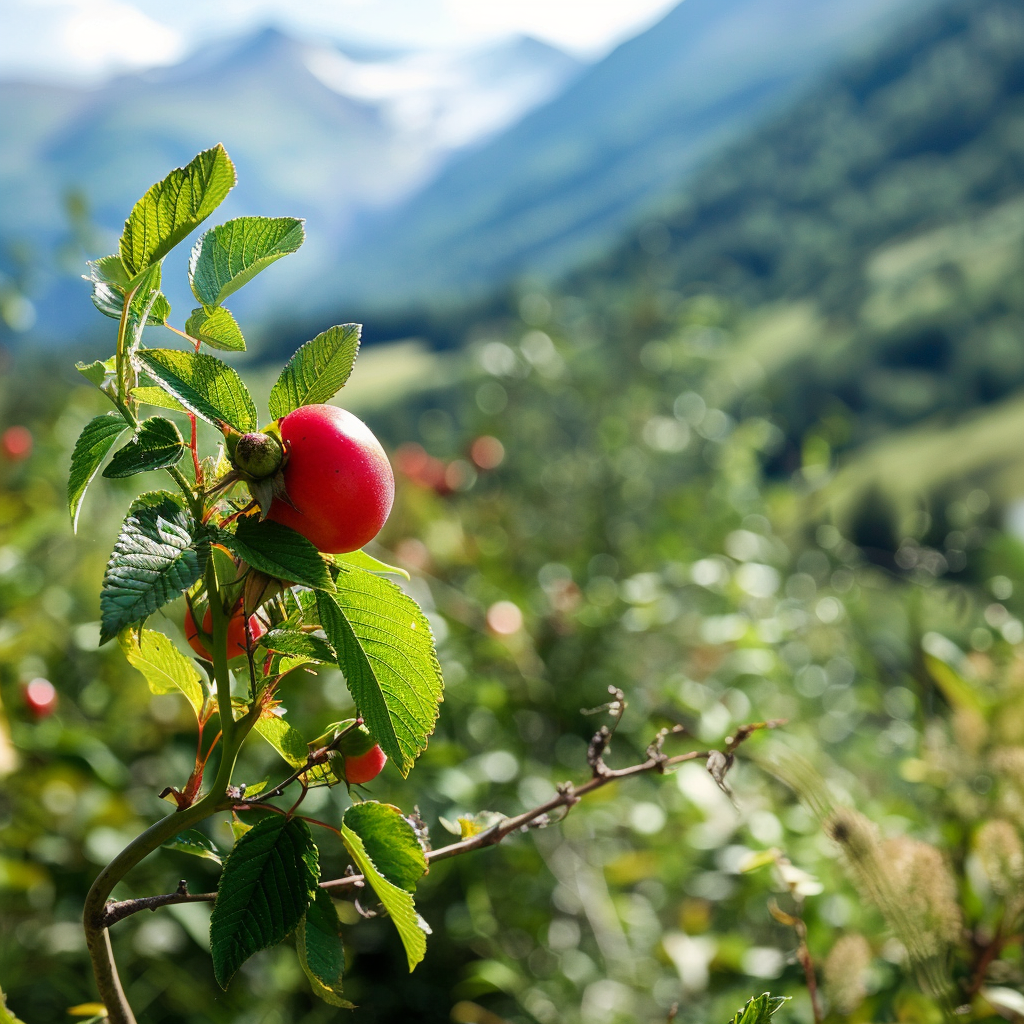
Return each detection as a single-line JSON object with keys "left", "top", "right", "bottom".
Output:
{"left": 266, "top": 404, "right": 394, "bottom": 554}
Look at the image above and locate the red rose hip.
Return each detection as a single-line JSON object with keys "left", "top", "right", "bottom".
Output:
{"left": 268, "top": 405, "right": 394, "bottom": 554}
{"left": 185, "top": 603, "right": 265, "bottom": 660}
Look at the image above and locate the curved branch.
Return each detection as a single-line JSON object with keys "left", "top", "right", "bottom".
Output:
{"left": 100, "top": 717, "right": 782, "bottom": 924}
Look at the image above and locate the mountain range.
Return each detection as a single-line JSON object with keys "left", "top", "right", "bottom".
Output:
{"left": 0, "top": 0, "right": 937, "bottom": 347}
{"left": 318, "top": 0, "right": 935, "bottom": 315}
{"left": 0, "top": 29, "right": 582, "bottom": 341}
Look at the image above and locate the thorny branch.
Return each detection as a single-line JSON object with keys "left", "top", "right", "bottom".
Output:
{"left": 98, "top": 692, "right": 782, "bottom": 928}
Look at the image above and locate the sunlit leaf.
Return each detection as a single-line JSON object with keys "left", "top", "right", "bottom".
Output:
{"left": 120, "top": 145, "right": 235, "bottom": 277}
{"left": 137, "top": 349, "right": 257, "bottom": 433}
{"left": 254, "top": 714, "right": 309, "bottom": 769}
{"left": 190, "top": 216, "right": 305, "bottom": 306}
{"left": 268, "top": 324, "right": 361, "bottom": 419}
{"left": 342, "top": 801, "right": 426, "bottom": 892}
{"left": 163, "top": 829, "right": 222, "bottom": 864}
{"left": 103, "top": 416, "right": 185, "bottom": 478}
{"left": 341, "top": 821, "right": 428, "bottom": 971}
{"left": 185, "top": 306, "right": 246, "bottom": 352}
{"left": 67, "top": 412, "right": 127, "bottom": 532}
{"left": 316, "top": 569, "right": 443, "bottom": 777}
{"left": 118, "top": 626, "right": 205, "bottom": 717}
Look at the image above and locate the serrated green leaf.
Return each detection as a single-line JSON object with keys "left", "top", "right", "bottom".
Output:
{"left": 163, "top": 829, "right": 222, "bottom": 864}
{"left": 209, "top": 815, "right": 318, "bottom": 989}
{"left": 268, "top": 324, "right": 361, "bottom": 420}
{"left": 190, "top": 216, "right": 305, "bottom": 307}
{"left": 261, "top": 628, "right": 334, "bottom": 663}
{"left": 218, "top": 519, "right": 335, "bottom": 592}
{"left": 254, "top": 714, "right": 309, "bottom": 768}
{"left": 342, "top": 802, "right": 426, "bottom": 893}
{"left": 0, "top": 984, "right": 27, "bottom": 1024}
{"left": 75, "top": 358, "right": 112, "bottom": 387}
{"left": 99, "top": 492, "right": 209, "bottom": 645}
{"left": 68, "top": 413, "right": 127, "bottom": 532}
{"left": 137, "top": 349, "right": 257, "bottom": 432}
{"left": 726, "top": 994, "right": 789, "bottom": 1024}
{"left": 131, "top": 386, "right": 187, "bottom": 413}
{"left": 341, "top": 822, "right": 427, "bottom": 971}
{"left": 103, "top": 417, "right": 185, "bottom": 479}
{"left": 118, "top": 626, "right": 205, "bottom": 717}
{"left": 86, "top": 258, "right": 170, "bottom": 326}
{"left": 185, "top": 306, "right": 246, "bottom": 352}
{"left": 120, "top": 145, "right": 236, "bottom": 277}
{"left": 334, "top": 549, "right": 410, "bottom": 580}
{"left": 297, "top": 888, "right": 353, "bottom": 1008}
{"left": 316, "top": 571, "right": 443, "bottom": 778}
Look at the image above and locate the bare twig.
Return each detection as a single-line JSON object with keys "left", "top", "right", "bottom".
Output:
{"left": 97, "top": 717, "right": 781, "bottom": 926}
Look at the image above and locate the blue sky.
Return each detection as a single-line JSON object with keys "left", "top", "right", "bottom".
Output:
{"left": 1, "top": 0, "right": 681, "bottom": 82}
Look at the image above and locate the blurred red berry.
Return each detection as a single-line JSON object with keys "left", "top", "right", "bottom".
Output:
{"left": 24, "top": 678, "right": 57, "bottom": 718}
{"left": 1, "top": 426, "right": 32, "bottom": 461}
{"left": 470, "top": 435, "right": 504, "bottom": 469}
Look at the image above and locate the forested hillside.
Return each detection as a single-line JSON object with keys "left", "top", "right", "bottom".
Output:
{"left": 566, "top": 0, "right": 1024, "bottom": 450}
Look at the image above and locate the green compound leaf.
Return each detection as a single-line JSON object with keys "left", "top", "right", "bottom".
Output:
{"left": 86, "top": 257, "right": 170, "bottom": 326}
{"left": 137, "top": 349, "right": 257, "bottom": 433}
{"left": 103, "top": 417, "right": 185, "bottom": 479}
{"left": 99, "top": 492, "right": 209, "bottom": 645}
{"left": 268, "top": 324, "right": 361, "bottom": 420}
{"left": 297, "top": 888, "right": 353, "bottom": 1008}
{"left": 185, "top": 306, "right": 246, "bottom": 352}
{"left": 342, "top": 802, "right": 426, "bottom": 893}
{"left": 190, "top": 216, "right": 305, "bottom": 307}
{"left": 254, "top": 713, "right": 309, "bottom": 769}
{"left": 726, "top": 994, "right": 790, "bottom": 1024}
{"left": 218, "top": 519, "right": 335, "bottom": 592}
{"left": 163, "top": 829, "right": 222, "bottom": 865}
{"left": 118, "top": 626, "right": 205, "bottom": 717}
{"left": 120, "top": 144, "right": 236, "bottom": 277}
{"left": 333, "top": 549, "right": 410, "bottom": 580}
{"left": 261, "top": 628, "right": 334, "bottom": 663}
{"left": 68, "top": 412, "right": 127, "bottom": 532}
{"left": 210, "top": 815, "right": 318, "bottom": 990}
{"left": 316, "top": 571, "right": 443, "bottom": 778}
{"left": 341, "top": 821, "right": 428, "bottom": 971}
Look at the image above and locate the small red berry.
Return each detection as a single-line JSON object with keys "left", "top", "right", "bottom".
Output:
{"left": 184, "top": 603, "right": 265, "bottom": 660}
{"left": 335, "top": 722, "right": 387, "bottom": 784}
{"left": 1, "top": 426, "right": 32, "bottom": 461}
{"left": 341, "top": 745, "right": 387, "bottom": 785}
{"left": 24, "top": 678, "right": 57, "bottom": 718}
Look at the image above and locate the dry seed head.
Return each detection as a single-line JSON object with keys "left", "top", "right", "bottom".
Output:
{"left": 975, "top": 820, "right": 1024, "bottom": 897}
{"left": 824, "top": 934, "right": 872, "bottom": 1015}
{"left": 824, "top": 808, "right": 879, "bottom": 863}
{"left": 881, "top": 837, "right": 962, "bottom": 953}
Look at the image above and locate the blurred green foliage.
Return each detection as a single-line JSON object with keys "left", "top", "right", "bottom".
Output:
{"left": 4, "top": 278, "right": 1024, "bottom": 1023}
{"left": 5, "top": 0, "right": 1024, "bottom": 1019}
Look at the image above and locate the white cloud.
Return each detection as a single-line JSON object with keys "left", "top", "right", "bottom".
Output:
{"left": 0, "top": 0, "right": 680, "bottom": 82}
{"left": 3, "top": 0, "right": 184, "bottom": 80}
